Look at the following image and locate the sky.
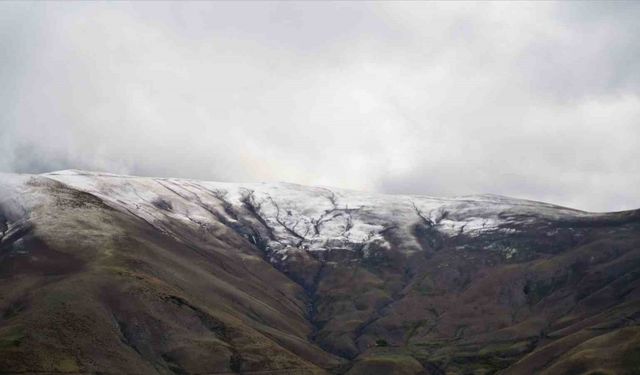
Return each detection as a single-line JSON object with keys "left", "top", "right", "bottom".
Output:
{"left": 1, "top": 1, "right": 639, "bottom": 212}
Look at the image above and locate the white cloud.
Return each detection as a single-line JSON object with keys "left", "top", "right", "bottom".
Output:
{"left": 0, "top": 2, "right": 638, "bottom": 212}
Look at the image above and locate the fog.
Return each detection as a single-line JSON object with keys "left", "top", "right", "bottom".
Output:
{"left": 1, "top": 2, "right": 639, "bottom": 212}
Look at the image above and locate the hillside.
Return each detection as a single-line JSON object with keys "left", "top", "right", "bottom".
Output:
{"left": 1, "top": 170, "right": 639, "bottom": 374}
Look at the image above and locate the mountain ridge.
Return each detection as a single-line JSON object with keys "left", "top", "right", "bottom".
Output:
{"left": 44, "top": 169, "right": 599, "bottom": 211}
{"left": 1, "top": 170, "right": 639, "bottom": 374}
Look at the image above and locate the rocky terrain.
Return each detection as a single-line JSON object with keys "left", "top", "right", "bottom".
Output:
{"left": 1, "top": 170, "right": 639, "bottom": 374}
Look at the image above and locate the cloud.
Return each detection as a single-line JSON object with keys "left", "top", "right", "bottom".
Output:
{"left": 0, "top": 2, "right": 638, "bottom": 212}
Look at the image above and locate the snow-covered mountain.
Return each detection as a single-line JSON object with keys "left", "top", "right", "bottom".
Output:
{"left": 3, "top": 170, "right": 594, "bottom": 261}
{"left": 1, "top": 170, "right": 639, "bottom": 374}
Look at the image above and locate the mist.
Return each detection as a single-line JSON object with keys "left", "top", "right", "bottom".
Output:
{"left": 1, "top": 2, "right": 639, "bottom": 212}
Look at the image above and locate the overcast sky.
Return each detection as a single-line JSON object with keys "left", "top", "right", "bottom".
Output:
{"left": 1, "top": 2, "right": 639, "bottom": 212}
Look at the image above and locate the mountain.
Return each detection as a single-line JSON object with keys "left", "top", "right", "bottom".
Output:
{"left": 1, "top": 170, "right": 639, "bottom": 375}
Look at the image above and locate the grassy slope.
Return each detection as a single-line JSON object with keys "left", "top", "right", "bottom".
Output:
{"left": 0, "top": 177, "right": 339, "bottom": 374}
{"left": 1, "top": 176, "right": 639, "bottom": 374}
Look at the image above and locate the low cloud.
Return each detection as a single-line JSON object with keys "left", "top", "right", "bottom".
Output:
{"left": 0, "top": 2, "right": 638, "bottom": 212}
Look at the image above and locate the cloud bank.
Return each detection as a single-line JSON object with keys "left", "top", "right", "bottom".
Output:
{"left": 1, "top": 2, "right": 639, "bottom": 212}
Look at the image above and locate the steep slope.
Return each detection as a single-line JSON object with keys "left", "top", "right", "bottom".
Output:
{"left": 0, "top": 170, "right": 639, "bottom": 374}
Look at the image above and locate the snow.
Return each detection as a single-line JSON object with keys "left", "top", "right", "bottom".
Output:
{"left": 1, "top": 170, "right": 594, "bottom": 261}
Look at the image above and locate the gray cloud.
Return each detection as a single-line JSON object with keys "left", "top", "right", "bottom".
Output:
{"left": 0, "top": 2, "right": 638, "bottom": 212}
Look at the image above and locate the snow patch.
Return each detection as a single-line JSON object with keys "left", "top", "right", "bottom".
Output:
{"left": 29, "top": 170, "right": 594, "bottom": 262}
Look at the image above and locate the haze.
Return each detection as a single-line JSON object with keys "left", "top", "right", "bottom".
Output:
{"left": 1, "top": 1, "right": 639, "bottom": 212}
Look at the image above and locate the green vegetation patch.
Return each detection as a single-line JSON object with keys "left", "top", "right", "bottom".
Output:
{"left": 622, "top": 345, "right": 640, "bottom": 374}
{"left": 0, "top": 325, "right": 25, "bottom": 349}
